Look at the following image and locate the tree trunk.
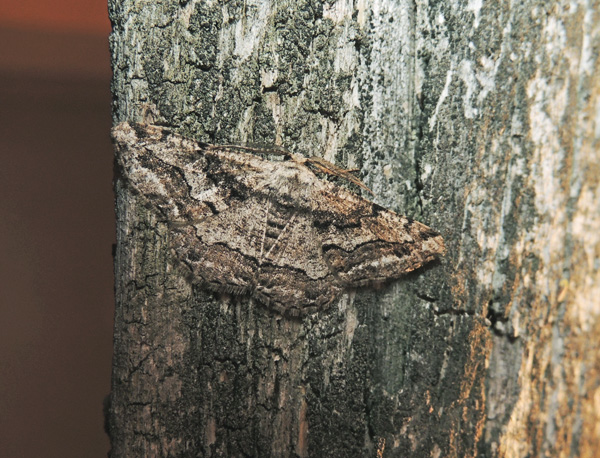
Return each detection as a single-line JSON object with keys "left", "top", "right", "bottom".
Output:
{"left": 107, "top": 1, "right": 600, "bottom": 457}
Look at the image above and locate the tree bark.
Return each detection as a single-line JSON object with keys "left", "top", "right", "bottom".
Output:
{"left": 107, "top": 1, "right": 600, "bottom": 457}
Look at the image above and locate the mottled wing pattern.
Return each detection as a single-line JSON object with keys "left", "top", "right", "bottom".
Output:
{"left": 249, "top": 201, "right": 341, "bottom": 316}
{"left": 171, "top": 197, "right": 340, "bottom": 316}
{"left": 113, "top": 122, "right": 225, "bottom": 222}
{"left": 311, "top": 187, "right": 445, "bottom": 287}
{"left": 112, "top": 122, "right": 444, "bottom": 317}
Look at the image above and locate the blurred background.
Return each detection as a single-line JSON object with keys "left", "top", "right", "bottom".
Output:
{"left": 0, "top": 1, "right": 114, "bottom": 456}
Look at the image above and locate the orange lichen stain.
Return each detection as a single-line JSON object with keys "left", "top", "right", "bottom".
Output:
{"left": 556, "top": 278, "right": 568, "bottom": 302}
{"left": 376, "top": 436, "right": 385, "bottom": 458}
{"left": 296, "top": 395, "right": 308, "bottom": 458}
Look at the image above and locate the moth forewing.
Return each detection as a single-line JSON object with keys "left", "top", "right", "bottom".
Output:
{"left": 112, "top": 122, "right": 444, "bottom": 316}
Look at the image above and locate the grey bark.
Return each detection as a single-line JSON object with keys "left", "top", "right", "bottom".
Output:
{"left": 107, "top": 1, "right": 600, "bottom": 457}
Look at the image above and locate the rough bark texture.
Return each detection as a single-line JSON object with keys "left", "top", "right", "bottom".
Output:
{"left": 107, "top": 1, "right": 600, "bottom": 457}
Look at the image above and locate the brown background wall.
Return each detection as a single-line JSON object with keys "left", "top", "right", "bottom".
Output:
{"left": 0, "top": 3, "right": 114, "bottom": 457}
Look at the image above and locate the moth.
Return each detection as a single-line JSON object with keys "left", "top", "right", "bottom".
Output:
{"left": 112, "top": 122, "right": 445, "bottom": 317}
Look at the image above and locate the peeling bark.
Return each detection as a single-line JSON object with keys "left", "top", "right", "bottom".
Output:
{"left": 107, "top": 1, "right": 600, "bottom": 457}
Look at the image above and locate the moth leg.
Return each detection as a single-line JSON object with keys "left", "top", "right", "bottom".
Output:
{"left": 304, "top": 156, "right": 374, "bottom": 195}
{"left": 257, "top": 199, "right": 272, "bottom": 264}
{"left": 263, "top": 212, "right": 298, "bottom": 262}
